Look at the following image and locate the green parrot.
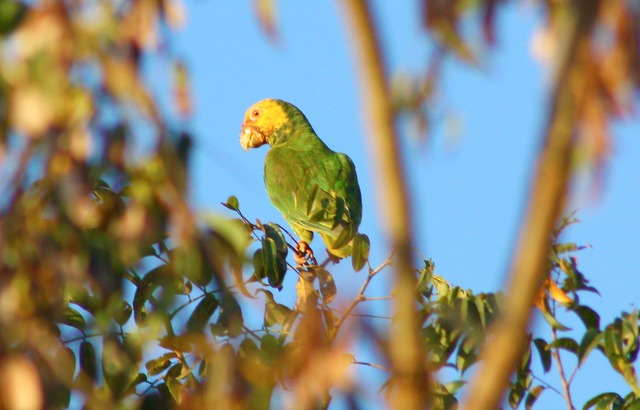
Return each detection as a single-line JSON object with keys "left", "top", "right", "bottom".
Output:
{"left": 239, "top": 98, "right": 362, "bottom": 263}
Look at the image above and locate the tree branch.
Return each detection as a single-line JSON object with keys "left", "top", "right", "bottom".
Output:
{"left": 338, "top": 0, "right": 428, "bottom": 408}
{"left": 463, "top": 2, "right": 602, "bottom": 408}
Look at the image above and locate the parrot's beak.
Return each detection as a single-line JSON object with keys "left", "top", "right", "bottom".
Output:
{"left": 239, "top": 124, "right": 266, "bottom": 151}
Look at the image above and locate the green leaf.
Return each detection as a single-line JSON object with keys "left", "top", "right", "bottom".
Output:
{"left": 316, "top": 268, "right": 336, "bottom": 304}
{"left": 548, "top": 337, "right": 579, "bottom": 355}
{"left": 578, "top": 329, "right": 602, "bottom": 365}
{"left": 198, "top": 360, "right": 207, "bottom": 378}
{"left": 260, "top": 333, "right": 282, "bottom": 366}
{"left": 442, "top": 380, "right": 465, "bottom": 395}
{"left": 173, "top": 245, "right": 209, "bottom": 286}
{"left": 113, "top": 301, "right": 133, "bottom": 326}
{"left": 133, "top": 264, "right": 172, "bottom": 326}
{"left": 239, "top": 337, "right": 260, "bottom": 359}
{"left": 525, "top": 385, "right": 545, "bottom": 410}
{"left": 533, "top": 338, "right": 552, "bottom": 373}
{"left": 0, "top": 0, "right": 26, "bottom": 35}
{"left": 216, "top": 293, "right": 244, "bottom": 337}
{"left": 263, "top": 223, "right": 288, "bottom": 257}
{"left": 583, "top": 392, "right": 624, "bottom": 410}
{"left": 621, "top": 310, "right": 639, "bottom": 361}
{"left": 223, "top": 195, "right": 240, "bottom": 211}
{"left": 540, "top": 308, "right": 571, "bottom": 331}
{"left": 159, "top": 334, "right": 199, "bottom": 352}
{"left": 145, "top": 357, "right": 172, "bottom": 376}
{"left": 62, "top": 306, "right": 86, "bottom": 330}
{"left": 258, "top": 289, "right": 293, "bottom": 328}
{"left": 573, "top": 304, "right": 601, "bottom": 330}
{"left": 203, "top": 214, "right": 251, "bottom": 257}
{"left": 508, "top": 382, "right": 526, "bottom": 410}
{"left": 185, "top": 294, "right": 219, "bottom": 334}
{"left": 261, "top": 237, "right": 285, "bottom": 288}
{"left": 53, "top": 347, "right": 75, "bottom": 408}
{"left": 79, "top": 341, "right": 98, "bottom": 381}
{"left": 165, "top": 375, "right": 183, "bottom": 405}
{"left": 456, "top": 335, "right": 478, "bottom": 374}
{"left": 351, "top": 233, "right": 370, "bottom": 272}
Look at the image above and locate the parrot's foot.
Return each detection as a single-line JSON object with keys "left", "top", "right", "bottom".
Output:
{"left": 294, "top": 241, "right": 317, "bottom": 266}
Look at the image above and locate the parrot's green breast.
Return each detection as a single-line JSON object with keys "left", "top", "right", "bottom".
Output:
{"left": 263, "top": 117, "right": 362, "bottom": 259}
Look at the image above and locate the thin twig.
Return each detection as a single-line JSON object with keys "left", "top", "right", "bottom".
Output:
{"left": 328, "top": 255, "right": 392, "bottom": 342}
{"left": 352, "top": 359, "right": 389, "bottom": 372}
{"left": 551, "top": 327, "right": 575, "bottom": 410}
{"left": 529, "top": 372, "right": 567, "bottom": 399}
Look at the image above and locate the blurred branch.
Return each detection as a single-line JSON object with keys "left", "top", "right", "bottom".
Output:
{"left": 338, "top": 0, "right": 428, "bottom": 408}
{"left": 463, "top": 1, "right": 602, "bottom": 408}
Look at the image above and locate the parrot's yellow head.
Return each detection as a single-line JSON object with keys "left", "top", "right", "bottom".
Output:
{"left": 240, "top": 99, "right": 291, "bottom": 150}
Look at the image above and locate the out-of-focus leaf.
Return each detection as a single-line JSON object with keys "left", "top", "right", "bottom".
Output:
{"left": 254, "top": 0, "right": 279, "bottom": 41}
{"left": 578, "top": 328, "right": 602, "bottom": 365}
{"left": 442, "top": 380, "right": 465, "bottom": 395}
{"left": 548, "top": 337, "right": 579, "bottom": 355}
{"left": 165, "top": 373, "right": 183, "bottom": 404}
{"left": 456, "top": 335, "right": 477, "bottom": 375}
{"left": 61, "top": 306, "right": 86, "bottom": 330}
{"left": 197, "top": 359, "right": 207, "bottom": 378}
{"left": 52, "top": 347, "right": 75, "bottom": 408}
{"left": 172, "top": 245, "right": 209, "bottom": 286}
{"left": 351, "top": 233, "right": 370, "bottom": 272}
{"left": 524, "top": 385, "right": 545, "bottom": 410}
{"left": 145, "top": 357, "right": 172, "bottom": 376}
{"left": 260, "top": 333, "right": 282, "bottom": 366}
{"left": 573, "top": 304, "right": 601, "bottom": 331}
{"left": 203, "top": 213, "right": 251, "bottom": 258}
{"left": 582, "top": 392, "right": 624, "bottom": 410}
{"left": 621, "top": 310, "right": 639, "bottom": 361}
{"left": 540, "top": 307, "right": 571, "bottom": 331}
{"left": 102, "top": 335, "right": 142, "bottom": 399}
{"left": 0, "top": 0, "right": 26, "bottom": 34}
{"left": 158, "top": 334, "right": 202, "bottom": 353}
{"left": 215, "top": 293, "right": 244, "bottom": 337}
{"left": 546, "top": 275, "right": 572, "bottom": 305}
{"left": 533, "top": 338, "right": 552, "bottom": 373}
{"left": 185, "top": 293, "right": 219, "bottom": 334}
{"left": 133, "top": 264, "right": 173, "bottom": 325}
{"left": 79, "top": 341, "right": 98, "bottom": 381}
{"left": 508, "top": 381, "right": 526, "bottom": 410}
{"left": 113, "top": 301, "right": 133, "bottom": 326}
{"left": 258, "top": 289, "right": 293, "bottom": 328}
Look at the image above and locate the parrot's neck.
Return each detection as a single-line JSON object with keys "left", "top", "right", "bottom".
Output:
{"left": 270, "top": 120, "right": 326, "bottom": 151}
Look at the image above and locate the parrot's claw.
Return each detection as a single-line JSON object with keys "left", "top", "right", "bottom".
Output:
{"left": 294, "top": 241, "right": 317, "bottom": 266}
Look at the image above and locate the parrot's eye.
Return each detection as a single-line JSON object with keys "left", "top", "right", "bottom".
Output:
{"left": 249, "top": 108, "right": 262, "bottom": 122}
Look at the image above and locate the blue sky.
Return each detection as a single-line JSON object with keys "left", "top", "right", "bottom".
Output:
{"left": 169, "top": 1, "right": 640, "bottom": 408}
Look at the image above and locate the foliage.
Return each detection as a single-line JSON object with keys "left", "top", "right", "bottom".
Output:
{"left": 0, "top": 0, "right": 639, "bottom": 409}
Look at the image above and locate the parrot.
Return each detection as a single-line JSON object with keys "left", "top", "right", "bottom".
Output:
{"left": 239, "top": 98, "right": 362, "bottom": 265}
